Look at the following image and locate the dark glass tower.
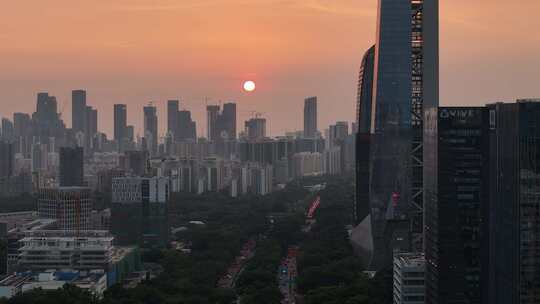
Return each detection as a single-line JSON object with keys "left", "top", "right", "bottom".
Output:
{"left": 365, "top": 0, "right": 438, "bottom": 268}
{"left": 59, "top": 146, "right": 84, "bottom": 187}
{"left": 72, "top": 90, "right": 87, "bottom": 134}
{"left": 114, "top": 104, "right": 127, "bottom": 150}
{"left": 222, "top": 102, "right": 237, "bottom": 140}
{"left": 355, "top": 45, "right": 375, "bottom": 226}
{"left": 486, "top": 100, "right": 540, "bottom": 304}
{"left": 143, "top": 105, "right": 158, "bottom": 156}
{"left": 424, "top": 107, "right": 489, "bottom": 304}
{"left": 167, "top": 100, "right": 179, "bottom": 139}
{"left": 207, "top": 105, "right": 220, "bottom": 141}
{"left": 304, "top": 97, "right": 318, "bottom": 138}
{"left": 0, "top": 142, "right": 13, "bottom": 178}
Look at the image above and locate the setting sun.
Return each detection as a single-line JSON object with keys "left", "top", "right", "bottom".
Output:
{"left": 243, "top": 80, "right": 256, "bottom": 92}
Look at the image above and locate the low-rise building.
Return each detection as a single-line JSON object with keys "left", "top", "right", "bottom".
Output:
{"left": 18, "top": 230, "right": 114, "bottom": 271}
{"left": 393, "top": 252, "right": 425, "bottom": 304}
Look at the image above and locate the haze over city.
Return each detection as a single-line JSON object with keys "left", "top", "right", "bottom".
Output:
{"left": 1, "top": 0, "right": 539, "bottom": 136}
{"left": 2, "top": 1, "right": 540, "bottom": 303}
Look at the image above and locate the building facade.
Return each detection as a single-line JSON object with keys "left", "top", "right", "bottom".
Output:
{"left": 424, "top": 107, "right": 489, "bottom": 304}
{"left": 393, "top": 253, "right": 426, "bottom": 304}
{"left": 361, "top": 0, "right": 439, "bottom": 270}
{"left": 304, "top": 97, "right": 318, "bottom": 138}
{"left": 59, "top": 147, "right": 84, "bottom": 187}
{"left": 111, "top": 177, "right": 170, "bottom": 248}
{"left": 486, "top": 101, "right": 540, "bottom": 304}
{"left": 38, "top": 187, "right": 92, "bottom": 231}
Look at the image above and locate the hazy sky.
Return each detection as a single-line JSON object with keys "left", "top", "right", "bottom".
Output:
{"left": 1, "top": 0, "right": 539, "bottom": 138}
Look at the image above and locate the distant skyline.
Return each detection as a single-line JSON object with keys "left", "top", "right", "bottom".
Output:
{"left": 1, "top": 0, "right": 539, "bottom": 137}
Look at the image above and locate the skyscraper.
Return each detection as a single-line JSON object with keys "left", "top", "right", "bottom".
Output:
{"left": 245, "top": 118, "right": 267, "bottom": 140}
{"left": 304, "top": 97, "right": 318, "bottom": 138}
{"left": 486, "top": 100, "right": 540, "bottom": 304}
{"left": 1, "top": 119, "right": 14, "bottom": 142}
{"left": 424, "top": 107, "right": 489, "bottom": 304}
{"left": 0, "top": 142, "right": 13, "bottom": 178}
{"left": 143, "top": 105, "right": 158, "bottom": 156}
{"left": 354, "top": 46, "right": 375, "bottom": 227}
{"left": 59, "top": 146, "right": 84, "bottom": 187}
{"left": 13, "top": 113, "right": 31, "bottom": 155}
{"left": 207, "top": 105, "right": 220, "bottom": 141}
{"left": 167, "top": 100, "right": 179, "bottom": 139}
{"left": 178, "top": 110, "right": 197, "bottom": 141}
{"left": 363, "top": 0, "right": 439, "bottom": 269}
{"left": 221, "top": 102, "right": 237, "bottom": 140}
{"left": 85, "top": 106, "right": 98, "bottom": 143}
{"left": 72, "top": 90, "right": 87, "bottom": 134}
{"left": 114, "top": 104, "right": 127, "bottom": 149}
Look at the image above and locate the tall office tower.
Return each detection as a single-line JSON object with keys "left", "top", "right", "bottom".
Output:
{"left": 486, "top": 100, "right": 540, "bottom": 304}
{"left": 72, "top": 90, "right": 87, "bottom": 134}
{"left": 13, "top": 113, "right": 31, "bottom": 156}
{"left": 221, "top": 103, "right": 237, "bottom": 140}
{"left": 38, "top": 187, "right": 92, "bottom": 231}
{"left": 304, "top": 97, "right": 318, "bottom": 138}
{"left": 32, "top": 93, "right": 65, "bottom": 147}
{"left": 0, "top": 142, "right": 13, "bottom": 178}
{"left": 354, "top": 46, "right": 375, "bottom": 227}
{"left": 245, "top": 118, "right": 267, "bottom": 140}
{"left": 143, "top": 105, "right": 158, "bottom": 156}
{"left": 424, "top": 107, "right": 489, "bottom": 304}
{"left": 366, "top": 0, "right": 439, "bottom": 267}
{"left": 114, "top": 104, "right": 127, "bottom": 150}
{"left": 111, "top": 176, "right": 170, "bottom": 248}
{"left": 59, "top": 146, "right": 84, "bottom": 187}
{"left": 1, "top": 119, "right": 14, "bottom": 142}
{"left": 167, "top": 100, "right": 179, "bottom": 139}
{"left": 85, "top": 106, "right": 98, "bottom": 143}
{"left": 34, "top": 92, "right": 59, "bottom": 124}
{"left": 178, "top": 110, "right": 197, "bottom": 140}
{"left": 206, "top": 105, "right": 220, "bottom": 141}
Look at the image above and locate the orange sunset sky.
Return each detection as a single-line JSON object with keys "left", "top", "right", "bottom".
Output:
{"left": 1, "top": 0, "right": 539, "bottom": 137}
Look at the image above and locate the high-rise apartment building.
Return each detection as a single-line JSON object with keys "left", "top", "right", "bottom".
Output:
{"left": 206, "top": 103, "right": 237, "bottom": 142}
{"left": 245, "top": 118, "right": 267, "bottom": 140}
{"left": 59, "top": 147, "right": 84, "bottom": 187}
{"left": 424, "top": 107, "right": 489, "bottom": 304}
{"left": 178, "top": 110, "right": 197, "bottom": 141}
{"left": 143, "top": 105, "right": 158, "bottom": 156}
{"left": 304, "top": 97, "right": 318, "bottom": 138}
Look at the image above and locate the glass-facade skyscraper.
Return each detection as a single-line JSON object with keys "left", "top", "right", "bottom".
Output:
{"left": 355, "top": 0, "right": 439, "bottom": 270}
{"left": 143, "top": 105, "right": 158, "bottom": 156}
{"left": 424, "top": 107, "right": 489, "bottom": 304}
{"left": 486, "top": 101, "right": 540, "bottom": 304}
